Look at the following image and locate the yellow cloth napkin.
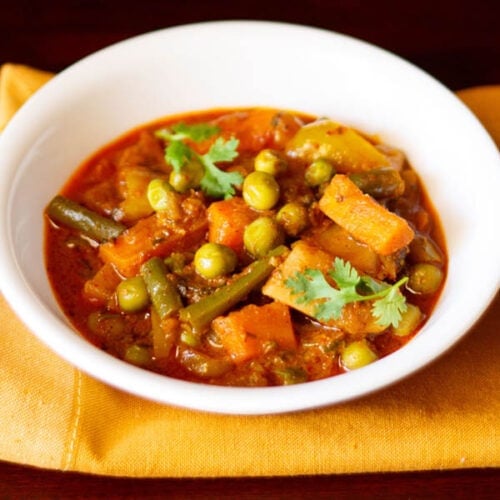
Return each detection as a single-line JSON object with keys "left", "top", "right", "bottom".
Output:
{"left": 0, "top": 64, "right": 53, "bottom": 131}
{"left": 0, "top": 64, "right": 499, "bottom": 477}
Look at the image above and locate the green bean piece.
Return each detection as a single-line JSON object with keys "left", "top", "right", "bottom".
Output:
{"left": 407, "top": 263, "right": 444, "bottom": 295}
{"left": 243, "top": 216, "right": 284, "bottom": 258}
{"left": 46, "top": 195, "right": 126, "bottom": 242}
{"left": 140, "top": 257, "right": 182, "bottom": 320}
{"left": 116, "top": 276, "right": 150, "bottom": 313}
{"left": 178, "top": 347, "right": 233, "bottom": 379}
{"left": 348, "top": 168, "right": 405, "bottom": 199}
{"left": 242, "top": 171, "right": 280, "bottom": 210}
{"left": 194, "top": 242, "right": 238, "bottom": 279}
{"left": 254, "top": 148, "right": 287, "bottom": 176}
{"left": 340, "top": 340, "right": 378, "bottom": 370}
{"left": 305, "top": 158, "right": 334, "bottom": 187}
{"left": 180, "top": 327, "right": 202, "bottom": 347}
{"left": 179, "top": 246, "right": 286, "bottom": 332}
{"left": 150, "top": 308, "right": 177, "bottom": 359}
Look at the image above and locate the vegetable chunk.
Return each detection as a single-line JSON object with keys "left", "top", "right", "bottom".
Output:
{"left": 180, "top": 247, "right": 285, "bottom": 333}
{"left": 214, "top": 108, "right": 304, "bottom": 152}
{"left": 286, "top": 120, "right": 389, "bottom": 173}
{"left": 318, "top": 175, "right": 414, "bottom": 255}
{"left": 262, "top": 241, "right": 386, "bottom": 335}
{"left": 263, "top": 241, "right": 333, "bottom": 320}
{"left": 83, "top": 262, "right": 122, "bottom": 305}
{"left": 304, "top": 223, "right": 380, "bottom": 277}
{"left": 207, "top": 197, "right": 258, "bottom": 259}
{"left": 99, "top": 198, "right": 207, "bottom": 276}
{"left": 213, "top": 301, "right": 296, "bottom": 363}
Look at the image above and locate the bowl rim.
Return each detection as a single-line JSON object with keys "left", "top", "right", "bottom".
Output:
{"left": 0, "top": 20, "right": 499, "bottom": 415}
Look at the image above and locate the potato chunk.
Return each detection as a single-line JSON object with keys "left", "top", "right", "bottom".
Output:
{"left": 286, "top": 120, "right": 389, "bottom": 173}
{"left": 262, "top": 241, "right": 386, "bottom": 336}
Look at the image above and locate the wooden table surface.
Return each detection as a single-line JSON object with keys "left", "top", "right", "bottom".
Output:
{"left": 1, "top": 0, "right": 499, "bottom": 497}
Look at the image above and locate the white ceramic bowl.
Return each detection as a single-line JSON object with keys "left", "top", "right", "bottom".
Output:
{"left": 0, "top": 21, "right": 499, "bottom": 415}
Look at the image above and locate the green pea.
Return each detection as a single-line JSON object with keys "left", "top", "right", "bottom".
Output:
{"left": 242, "top": 171, "right": 280, "bottom": 210}
{"left": 305, "top": 158, "right": 334, "bottom": 187}
{"left": 243, "top": 217, "right": 284, "bottom": 258}
{"left": 147, "top": 178, "right": 179, "bottom": 215}
{"left": 116, "top": 276, "right": 149, "bottom": 312}
{"left": 194, "top": 242, "right": 238, "bottom": 279}
{"left": 393, "top": 304, "right": 423, "bottom": 337}
{"left": 340, "top": 340, "right": 378, "bottom": 370}
{"left": 124, "top": 345, "right": 151, "bottom": 367}
{"left": 169, "top": 158, "right": 204, "bottom": 193}
{"left": 407, "top": 263, "right": 444, "bottom": 295}
{"left": 254, "top": 149, "right": 287, "bottom": 176}
{"left": 276, "top": 202, "right": 309, "bottom": 236}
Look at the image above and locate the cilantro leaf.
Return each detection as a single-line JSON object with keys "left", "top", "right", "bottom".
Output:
{"left": 359, "top": 275, "right": 389, "bottom": 294}
{"left": 171, "top": 122, "right": 220, "bottom": 142}
{"left": 200, "top": 167, "right": 243, "bottom": 200}
{"left": 286, "top": 268, "right": 347, "bottom": 321}
{"left": 199, "top": 137, "right": 243, "bottom": 199}
{"left": 156, "top": 123, "right": 220, "bottom": 143}
{"left": 285, "top": 257, "right": 409, "bottom": 328}
{"left": 371, "top": 285, "right": 408, "bottom": 327}
{"left": 329, "top": 257, "right": 360, "bottom": 288}
{"left": 165, "top": 140, "right": 192, "bottom": 172}
{"left": 156, "top": 123, "right": 243, "bottom": 199}
{"left": 204, "top": 137, "right": 240, "bottom": 163}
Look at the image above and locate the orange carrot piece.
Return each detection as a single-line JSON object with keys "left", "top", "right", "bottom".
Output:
{"left": 207, "top": 197, "right": 258, "bottom": 259}
{"left": 212, "top": 301, "right": 296, "bottom": 363}
{"left": 99, "top": 209, "right": 207, "bottom": 277}
{"left": 318, "top": 174, "right": 414, "bottom": 255}
{"left": 83, "top": 262, "right": 122, "bottom": 305}
{"left": 213, "top": 108, "right": 303, "bottom": 152}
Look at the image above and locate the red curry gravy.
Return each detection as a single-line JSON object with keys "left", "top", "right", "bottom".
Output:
{"left": 45, "top": 108, "right": 446, "bottom": 386}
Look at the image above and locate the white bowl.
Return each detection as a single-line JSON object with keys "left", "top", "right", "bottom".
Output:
{"left": 0, "top": 21, "right": 499, "bottom": 415}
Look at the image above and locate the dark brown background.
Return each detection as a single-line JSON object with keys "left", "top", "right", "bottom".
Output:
{"left": 2, "top": 0, "right": 499, "bottom": 90}
{"left": 1, "top": 0, "right": 499, "bottom": 497}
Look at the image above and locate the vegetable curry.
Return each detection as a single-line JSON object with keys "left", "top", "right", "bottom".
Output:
{"left": 45, "top": 108, "right": 447, "bottom": 386}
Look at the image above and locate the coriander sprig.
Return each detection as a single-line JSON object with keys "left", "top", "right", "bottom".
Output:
{"left": 155, "top": 123, "right": 243, "bottom": 199}
{"left": 285, "top": 257, "right": 408, "bottom": 328}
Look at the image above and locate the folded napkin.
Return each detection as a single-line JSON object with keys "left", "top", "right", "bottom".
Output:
{"left": 0, "top": 64, "right": 498, "bottom": 477}
{"left": 0, "top": 64, "right": 53, "bottom": 131}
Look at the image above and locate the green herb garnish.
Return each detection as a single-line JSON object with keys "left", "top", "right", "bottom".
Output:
{"left": 285, "top": 257, "right": 408, "bottom": 328}
{"left": 167, "top": 122, "right": 221, "bottom": 142}
{"left": 199, "top": 137, "right": 242, "bottom": 199}
{"left": 155, "top": 123, "right": 243, "bottom": 199}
